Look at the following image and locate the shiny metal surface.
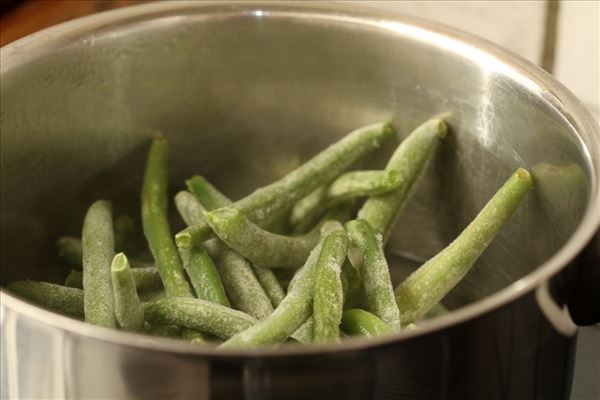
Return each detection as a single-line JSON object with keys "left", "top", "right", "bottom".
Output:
{"left": 1, "top": 2, "right": 599, "bottom": 399}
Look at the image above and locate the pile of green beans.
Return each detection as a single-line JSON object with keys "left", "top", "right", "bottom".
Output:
{"left": 7, "top": 118, "right": 533, "bottom": 349}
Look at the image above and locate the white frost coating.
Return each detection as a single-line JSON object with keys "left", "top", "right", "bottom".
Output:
{"left": 346, "top": 220, "right": 401, "bottom": 330}
{"left": 175, "top": 191, "right": 206, "bottom": 226}
{"left": 144, "top": 298, "right": 257, "bottom": 339}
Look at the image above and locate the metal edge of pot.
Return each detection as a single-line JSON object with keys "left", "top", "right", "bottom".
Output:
{"left": 0, "top": 1, "right": 599, "bottom": 358}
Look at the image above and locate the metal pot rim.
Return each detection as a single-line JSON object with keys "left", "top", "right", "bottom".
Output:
{"left": 1, "top": 1, "right": 599, "bottom": 357}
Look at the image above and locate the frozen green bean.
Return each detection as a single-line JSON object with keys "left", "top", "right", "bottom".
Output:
{"left": 291, "top": 317, "right": 314, "bottom": 344}
{"left": 174, "top": 191, "right": 207, "bottom": 227}
{"left": 313, "top": 230, "right": 348, "bottom": 342}
{"left": 82, "top": 200, "right": 116, "bottom": 328}
{"left": 186, "top": 175, "right": 233, "bottom": 211}
{"left": 7, "top": 281, "right": 84, "bottom": 318}
{"left": 205, "top": 207, "right": 320, "bottom": 268}
{"left": 358, "top": 118, "right": 447, "bottom": 243}
{"left": 395, "top": 168, "right": 533, "bottom": 324}
{"left": 66, "top": 267, "right": 163, "bottom": 292}
{"left": 111, "top": 253, "right": 144, "bottom": 331}
{"left": 176, "top": 122, "right": 393, "bottom": 248}
{"left": 144, "top": 297, "right": 257, "bottom": 339}
{"left": 138, "top": 289, "right": 166, "bottom": 303}
{"left": 216, "top": 250, "right": 275, "bottom": 319}
{"left": 179, "top": 246, "right": 230, "bottom": 307}
{"left": 290, "top": 169, "right": 401, "bottom": 228}
{"left": 252, "top": 265, "right": 286, "bottom": 307}
{"left": 341, "top": 309, "right": 391, "bottom": 337}
{"left": 57, "top": 236, "right": 152, "bottom": 269}
{"left": 346, "top": 219, "right": 401, "bottom": 329}
{"left": 142, "top": 137, "right": 194, "bottom": 298}
{"left": 221, "top": 221, "right": 343, "bottom": 348}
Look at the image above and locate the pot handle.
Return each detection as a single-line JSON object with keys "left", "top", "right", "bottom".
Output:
{"left": 566, "top": 229, "right": 600, "bottom": 325}
{"left": 535, "top": 280, "right": 578, "bottom": 336}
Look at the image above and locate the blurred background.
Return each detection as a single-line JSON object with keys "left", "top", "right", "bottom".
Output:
{"left": 1, "top": 1, "right": 598, "bottom": 399}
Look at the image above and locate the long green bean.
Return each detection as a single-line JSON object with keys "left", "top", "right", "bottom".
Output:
{"left": 290, "top": 169, "right": 401, "bottom": 228}
{"left": 82, "top": 199, "right": 116, "bottom": 328}
{"left": 176, "top": 122, "right": 393, "bottom": 248}
{"left": 346, "top": 219, "right": 401, "bottom": 329}
{"left": 395, "top": 168, "right": 533, "bottom": 324}
{"left": 186, "top": 175, "right": 233, "bottom": 212}
{"left": 341, "top": 309, "right": 391, "bottom": 337}
{"left": 142, "top": 136, "right": 204, "bottom": 342}
{"left": 144, "top": 297, "right": 257, "bottom": 339}
{"left": 7, "top": 281, "right": 84, "bottom": 318}
{"left": 205, "top": 207, "right": 319, "bottom": 268}
{"left": 111, "top": 253, "right": 144, "bottom": 331}
{"left": 221, "top": 221, "right": 343, "bottom": 348}
{"left": 358, "top": 118, "right": 447, "bottom": 243}
{"left": 313, "top": 230, "right": 348, "bottom": 342}
{"left": 179, "top": 246, "right": 230, "bottom": 307}
{"left": 174, "top": 191, "right": 207, "bottom": 227}
{"left": 143, "top": 322, "right": 182, "bottom": 338}
{"left": 251, "top": 265, "right": 286, "bottom": 307}
{"left": 66, "top": 267, "right": 163, "bottom": 292}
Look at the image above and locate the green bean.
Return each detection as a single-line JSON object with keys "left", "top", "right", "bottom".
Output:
{"left": 142, "top": 137, "right": 194, "bottom": 298}
{"left": 66, "top": 267, "right": 163, "bottom": 292}
{"left": 174, "top": 191, "right": 207, "bottom": 227}
{"left": 57, "top": 236, "right": 153, "bottom": 269}
{"left": 216, "top": 250, "right": 275, "bottom": 319}
{"left": 186, "top": 175, "right": 233, "bottom": 212}
{"left": 111, "top": 253, "right": 144, "bottom": 331}
{"left": 143, "top": 322, "right": 182, "bottom": 339}
{"left": 291, "top": 317, "right": 314, "bottom": 344}
{"left": 221, "top": 221, "right": 343, "bottom": 348}
{"left": 252, "top": 265, "right": 286, "bottom": 307}
{"left": 346, "top": 219, "right": 401, "bottom": 329}
{"left": 313, "top": 230, "right": 348, "bottom": 342}
{"left": 205, "top": 207, "right": 320, "bottom": 268}
{"left": 358, "top": 118, "right": 447, "bottom": 243}
{"left": 114, "top": 214, "right": 135, "bottom": 255}
{"left": 178, "top": 246, "right": 230, "bottom": 307}
{"left": 290, "top": 169, "right": 401, "bottom": 229}
{"left": 341, "top": 309, "right": 392, "bottom": 337}
{"left": 64, "top": 269, "right": 83, "bottom": 289}
{"left": 144, "top": 298, "right": 257, "bottom": 340}
{"left": 82, "top": 200, "right": 116, "bottom": 328}
{"left": 7, "top": 281, "right": 84, "bottom": 318}
{"left": 142, "top": 136, "right": 205, "bottom": 342}
{"left": 176, "top": 187, "right": 274, "bottom": 319}
{"left": 395, "top": 168, "right": 533, "bottom": 324}
{"left": 176, "top": 122, "right": 393, "bottom": 248}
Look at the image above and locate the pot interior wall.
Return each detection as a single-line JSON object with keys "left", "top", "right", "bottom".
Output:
{"left": 0, "top": 7, "right": 592, "bottom": 310}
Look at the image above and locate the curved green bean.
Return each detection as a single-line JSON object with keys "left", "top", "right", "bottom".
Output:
{"left": 313, "top": 230, "right": 348, "bottom": 342}
{"left": 395, "top": 168, "right": 533, "bottom": 324}
{"left": 7, "top": 281, "right": 84, "bottom": 318}
{"left": 221, "top": 221, "right": 343, "bottom": 348}
{"left": 143, "top": 322, "right": 182, "bottom": 338}
{"left": 346, "top": 219, "right": 401, "bottom": 329}
{"left": 174, "top": 191, "right": 207, "bottom": 227}
{"left": 144, "top": 297, "right": 257, "bottom": 339}
{"left": 57, "top": 236, "right": 152, "bottom": 269}
{"left": 341, "top": 309, "right": 392, "bottom": 337}
{"left": 205, "top": 207, "right": 319, "bottom": 268}
{"left": 82, "top": 200, "right": 116, "bottom": 328}
{"left": 290, "top": 169, "right": 401, "bottom": 229}
{"left": 291, "top": 317, "right": 314, "bottom": 344}
{"left": 66, "top": 267, "right": 163, "bottom": 292}
{"left": 176, "top": 122, "right": 393, "bottom": 248}
{"left": 178, "top": 246, "right": 230, "bottom": 307}
{"left": 111, "top": 253, "right": 144, "bottom": 331}
{"left": 358, "top": 118, "right": 447, "bottom": 243}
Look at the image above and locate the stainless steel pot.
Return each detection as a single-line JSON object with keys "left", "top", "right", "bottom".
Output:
{"left": 1, "top": 2, "right": 598, "bottom": 399}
